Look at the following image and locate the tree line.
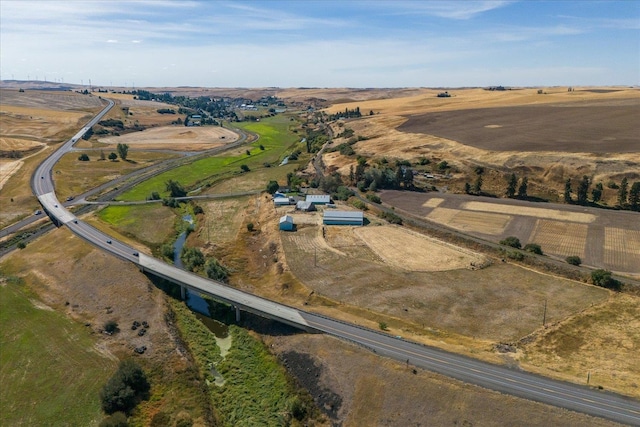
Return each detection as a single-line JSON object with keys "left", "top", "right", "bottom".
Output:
{"left": 563, "top": 175, "right": 639, "bottom": 210}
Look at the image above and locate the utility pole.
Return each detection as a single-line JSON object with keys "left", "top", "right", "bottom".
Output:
{"left": 542, "top": 299, "right": 547, "bottom": 326}
{"left": 314, "top": 247, "right": 317, "bottom": 267}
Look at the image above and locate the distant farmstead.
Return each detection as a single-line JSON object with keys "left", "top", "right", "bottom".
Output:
{"left": 323, "top": 210, "right": 364, "bottom": 226}
{"left": 188, "top": 115, "right": 202, "bottom": 126}
{"left": 279, "top": 215, "right": 295, "bottom": 231}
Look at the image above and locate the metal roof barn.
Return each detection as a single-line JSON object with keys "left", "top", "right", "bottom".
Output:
{"left": 323, "top": 210, "right": 363, "bottom": 226}
{"left": 279, "top": 215, "right": 295, "bottom": 231}
{"left": 296, "top": 201, "right": 316, "bottom": 211}
{"left": 306, "top": 194, "right": 331, "bottom": 205}
{"left": 274, "top": 197, "right": 293, "bottom": 206}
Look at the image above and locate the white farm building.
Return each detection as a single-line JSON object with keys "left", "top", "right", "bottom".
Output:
{"left": 323, "top": 210, "right": 364, "bottom": 226}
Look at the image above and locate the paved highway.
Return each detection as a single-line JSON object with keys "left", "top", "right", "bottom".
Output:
{"left": 29, "top": 98, "right": 640, "bottom": 425}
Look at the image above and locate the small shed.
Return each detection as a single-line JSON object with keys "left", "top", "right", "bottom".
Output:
{"left": 273, "top": 192, "right": 287, "bottom": 199}
{"left": 279, "top": 215, "right": 295, "bottom": 231}
{"left": 306, "top": 194, "right": 331, "bottom": 205}
{"left": 323, "top": 211, "right": 364, "bottom": 226}
{"left": 296, "top": 201, "right": 316, "bottom": 212}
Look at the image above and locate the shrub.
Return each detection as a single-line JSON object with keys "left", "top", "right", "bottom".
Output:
{"left": 103, "top": 320, "right": 119, "bottom": 334}
{"left": 99, "top": 360, "right": 150, "bottom": 414}
{"left": 259, "top": 144, "right": 265, "bottom": 150}
{"left": 591, "top": 269, "right": 622, "bottom": 291}
{"left": 500, "top": 236, "right": 522, "bottom": 249}
{"left": 507, "top": 251, "right": 524, "bottom": 261}
{"left": 379, "top": 211, "right": 402, "bottom": 225}
{"left": 181, "top": 247, "right": 205, "bottom": 271}
{"left": 99, "top": 412, "right": 128, "bottom": 427}
{"left": 247, "top": 222, "right": 254, "bottom": 232}
{"left": 147, "top": 192, "right": 161, "bottom": 201}
{"left": 524, "top": 243, "right": 543, "bottom": 255}
{"left": 193, "top": 205, "right": 204, "bottom": 215}
{"left": 379, "top": 322, "right": 388, "bottom": 331}
{"left": 566, "top": 255, "right": 582, "bottom": 266}
{"left": 17, "top": 241, "right": 26, "bottom": 249}
{"left": 240, "top": 164, "right": 250, "bottom": 172}
{"left": 366, "top": 194, "right": 381, "bottom": 204}
{"left": 78, "top": 153, "right": 90, "bottom": 161}
{"left": 352, "top": 199, "right": 367, "bottom": 210}
{"left": 204, "top": 258, "right": 228, "bottom": 282}
{"left": 161, "top": 244, "right": 174, "bottom": 260}
{"left": 332, "top": 186, "right": 354, "bottom": 201}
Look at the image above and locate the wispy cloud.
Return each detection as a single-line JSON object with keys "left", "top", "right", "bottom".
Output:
{"left": 386, "top": 0, "right": 514, "bottom": 20}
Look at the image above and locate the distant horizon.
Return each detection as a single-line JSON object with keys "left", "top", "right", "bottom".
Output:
{"left": 1, "top": 1, "right": 638, "bottom": 88}
{"left": 2, "top": 79, "right": 638, "bottom": 91}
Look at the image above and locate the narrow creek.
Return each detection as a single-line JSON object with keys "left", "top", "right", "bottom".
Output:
{"left": 172, "top": 213, "right": 230, "bottom": 385}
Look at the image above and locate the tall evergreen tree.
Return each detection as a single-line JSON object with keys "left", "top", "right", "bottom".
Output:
{"left": 618, "top": 177, "right": 629, "bottom": 206}
{"left": 564, "top": 178, "right": 573, "bottom": 203}
{"left": 592, "top": 182, "right": 603, "bottom": 203}
{"left": 506, "top": 173, "right": 517, "bottom": 198}
{"left": 473, "top": 175, "right": 483, "bottom": 194}
{"left": 576, "top": 175, "right": 590, "bottom": 204}
{"left": 517, "top": 176, "right": 528, "bottom": 198}
{"left": 628, "top": 181, "right": 640, "bottom": 210}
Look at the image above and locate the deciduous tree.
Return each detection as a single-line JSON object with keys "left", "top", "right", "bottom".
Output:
{"left": 116, "top": 143, "right": 129, "bottom": 160}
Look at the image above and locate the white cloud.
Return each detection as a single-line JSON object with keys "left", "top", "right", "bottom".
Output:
{"left": 386, "top": 0, "right": 513, "bottom": 20}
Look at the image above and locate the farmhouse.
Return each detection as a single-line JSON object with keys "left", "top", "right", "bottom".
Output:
{"left": 323, "top": 210, "right": 364, "bottom": 226}
{"left": 306, "top": 194, "right": 331, "bottom": 205}
{"left": 279, "top": 215, "right": 295, "bottom": 231}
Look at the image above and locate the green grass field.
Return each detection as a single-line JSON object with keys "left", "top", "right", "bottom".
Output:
{"left": 116, "top": 116, "right": 304, "bottom": 201}
{"left": 0, "top": 277, "right": 116, "bottom": 426}
{"left": 97, "top": 204, "right": 177, "bottom": 246}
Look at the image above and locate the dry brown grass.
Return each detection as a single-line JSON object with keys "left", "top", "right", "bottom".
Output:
{"left": 97, "top": 125, "right": 239, "bottom": 152}
{"left": 266, "top": 333, "right": 622, "bottom": 426}
{"left": 354, "top": 225, "right": 487, "bottom": 271}
{"left": 52, "top": 150, "right": 178, "bottom": 199}
{"left": 522, "top": 293, "right": 640, "bottom": 398}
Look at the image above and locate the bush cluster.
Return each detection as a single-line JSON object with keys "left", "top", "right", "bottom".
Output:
{"left": 100, "top": 360, "right": 150, "bottom": 415}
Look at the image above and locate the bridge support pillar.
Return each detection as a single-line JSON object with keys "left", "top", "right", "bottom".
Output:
{"left": 181, "top": 285, "right": 186, "bottom": 301}
{"left": 235, "top": 306, "right": 241, "bottom": 322}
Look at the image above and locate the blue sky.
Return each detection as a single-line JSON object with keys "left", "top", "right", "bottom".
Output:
{"left": 1, "top": 1, "right": 638, "bottom": 88}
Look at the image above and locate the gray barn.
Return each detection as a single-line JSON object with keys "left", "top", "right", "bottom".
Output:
{"left": 323, "top": 210, "right": 364, "bottom": 226}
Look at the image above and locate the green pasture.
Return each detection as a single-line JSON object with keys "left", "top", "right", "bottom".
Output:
{"left": 0, "top": 277, "right": 115, "bottom": 426}
{"left": 117, "top": 115, "right": 303, "bottom": 201}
